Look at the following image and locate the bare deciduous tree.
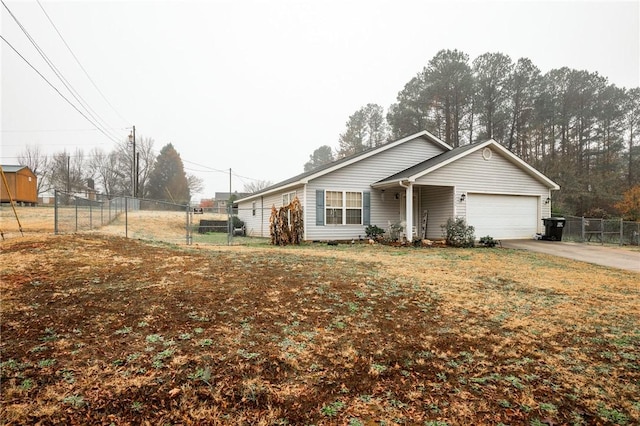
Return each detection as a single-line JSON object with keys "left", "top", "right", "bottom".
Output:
{"left": 17, "top": 145, "right": 49, "bottom": 195}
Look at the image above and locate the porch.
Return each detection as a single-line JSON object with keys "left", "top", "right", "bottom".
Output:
{"left": 376, "top": 184, "right": 457, "bottom": 242}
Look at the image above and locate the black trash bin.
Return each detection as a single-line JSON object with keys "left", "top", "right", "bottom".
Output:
{"left": 542, "top": 217, "right": 566, "bottom": 241}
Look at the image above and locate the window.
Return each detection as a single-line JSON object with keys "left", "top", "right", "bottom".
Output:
{"left": 345, "top": 192, "right": 362, "bottom": 224}
{"left": 283, "top": 191, "right": 297, "bottom": 223}
{"left": 282, "top": 191, "right": 296, "bottom": 206}
{"left": 325, "top": 191, "right": 362, "bottom": 225}
{"left": 326, "top": 191, "right": 343, "bottom": 225}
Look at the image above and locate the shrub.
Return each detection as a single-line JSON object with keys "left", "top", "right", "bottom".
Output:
{"left": 441, "top": 217, "right": 475, "bottom": 247}
{"left": 232, "top": 216, "right": 245, "bottom": 229}
{"left": 479, "top": 235, "right": 497, "bottom": 247}
{"left": 364, "top": 225, "right": 385, "bottom": 239}
{"left": 389, "top": 222, "right": 404, "bottom": 241}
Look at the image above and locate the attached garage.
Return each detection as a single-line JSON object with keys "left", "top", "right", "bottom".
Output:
{"left": 466, "top": 194, "right": 538, "bottom": 240}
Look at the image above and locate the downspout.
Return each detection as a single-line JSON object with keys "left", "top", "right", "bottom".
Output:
{"left": 399, "top": 180, "right": 413, "bottom": 241}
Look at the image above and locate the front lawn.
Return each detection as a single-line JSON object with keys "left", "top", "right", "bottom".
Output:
{"left": 1, "top": 234, "right": 638, "bottom": 425}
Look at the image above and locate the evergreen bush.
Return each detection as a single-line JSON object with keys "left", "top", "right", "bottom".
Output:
{"left": 441, "top": 217, "right": 475, "bottom": 247}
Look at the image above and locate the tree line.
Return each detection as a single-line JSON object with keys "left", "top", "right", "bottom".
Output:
{"left": 305, "top": 49, "right": 640, "bottom": 218}
{"left": 18, "top": 139, "right": 199, "bottom": 205}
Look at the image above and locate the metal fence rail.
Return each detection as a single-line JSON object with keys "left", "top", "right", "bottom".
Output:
{"left": 54, "top": 190, "right": 188, "bottom": 244}
{"left": 53, "top": 191, "right": 272, "bottom": 246}
{"left": 561, "top": 215, "right": 640, "bottom": 246}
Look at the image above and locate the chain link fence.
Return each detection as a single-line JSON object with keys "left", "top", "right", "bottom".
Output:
{"left": 190, "top": 206, "right": 274, "bottom": 246}
{"left": 561, "top": 215, "right": 640, "bottom": 246}
{"left": 52, "top": 193, "right": 640, "bottom": 246}
{"left": 53, "top": 191, "right": 272, "bottom": 246}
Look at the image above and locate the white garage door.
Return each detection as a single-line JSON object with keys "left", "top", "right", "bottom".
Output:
{"left": 467, "top": 194, "right": 538, "bottom": 240}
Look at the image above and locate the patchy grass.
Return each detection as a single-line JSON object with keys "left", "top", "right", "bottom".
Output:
{"left": 1, "top": 233, "right": 638, "bottom": 425}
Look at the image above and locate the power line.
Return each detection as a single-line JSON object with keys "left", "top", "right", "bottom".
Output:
{"left": 181, "top": 158, "right": 266, "bottom": 183}
{"left": 181, "top": 159, "right": 228, "bottom": 174}
{"left": 1, "top": 128, "right": 115, "bottom": 133}
{"left": 1, "top": 0, "right": 122, "bottom": 143}
{"left": 0, "top": 34, "right": 120, "bottom": 144}
{"left": 2, "top": 0, "right": 121, "bottom": 142}
{"left": 36, "top": 0, "right": 130, "bottom": 126}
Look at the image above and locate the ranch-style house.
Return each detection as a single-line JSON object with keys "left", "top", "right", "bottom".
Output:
{"left": 235, "top": 131, "right": 560, "bottom": 242}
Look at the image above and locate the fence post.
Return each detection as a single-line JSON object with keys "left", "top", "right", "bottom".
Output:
{"left": 125, "top": 197, "right": 128, "bottom": 239}
{"left": 75, "top": 196, "right": 78, "bottom": 232}
{"left": 185, "top": 205, "right": 191, "bottom": 245}
{"left": 227, "top": 204, "right": 232, "bottom": 246}
{"left": 581, "top": 216, "right": 585, "bottom": 242}
{"left": 620, "top": 217, "right": 623, "bottom": 246}
{"left": 600, "top": 219, "right": 604, "bottom": 246}
{"left": 54, "top": 190, "right": 59, "bottom": 235}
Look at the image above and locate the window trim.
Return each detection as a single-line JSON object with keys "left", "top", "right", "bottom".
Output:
{"left": 282, "top": 191, "right": 296, "bottom": 206}
{"left": 324, "top": 190, "right": 363, "bottom": 226}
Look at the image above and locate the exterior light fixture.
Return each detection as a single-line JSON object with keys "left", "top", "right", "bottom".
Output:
{"left": 545, "top": 197, "right": 551, "bottom": 204}
{"left": 460, "top": 193, "right": 466, "bottom": 202}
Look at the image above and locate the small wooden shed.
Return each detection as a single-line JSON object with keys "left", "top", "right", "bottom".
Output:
{"left": 1, "top": 165, "right": 38, "bottom": 205}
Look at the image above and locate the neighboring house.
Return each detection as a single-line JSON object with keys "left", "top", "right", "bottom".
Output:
{"left": 235, "top": 131, "right": 560, "bottom": 241}
{"left": 1, "top": 165, "right": 38, "bottom": 205}
{"left": 213, "top": 192, "right": 250, "bottom": 214}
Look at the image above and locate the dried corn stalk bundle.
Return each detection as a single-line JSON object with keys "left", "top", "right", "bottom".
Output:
{"left": 289, "top": 197, "right": 303, "bottom": 244}
{"left": 269, "top": 205, "right": 278, "bottom": 245}
{"left": 269, "top": 196, "right": 304, "bottom": 245}
{"left": 278, "top": 206, "right": 291, "bottom": 245}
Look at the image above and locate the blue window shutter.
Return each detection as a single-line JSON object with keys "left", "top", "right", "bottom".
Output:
{"left": 316, "top": 190, "right": 324, "bottom": 226}
{"left": 363, "top": 191, "right": 371, "bottom": 225}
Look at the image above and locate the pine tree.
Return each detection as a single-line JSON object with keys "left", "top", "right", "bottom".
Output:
{"left": 146, "top": 143, "right": 190, "bottom": 204}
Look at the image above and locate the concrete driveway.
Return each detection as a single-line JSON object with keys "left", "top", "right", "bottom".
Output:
{"left": 500, "top": 239, "right": 640, "bottom": 273}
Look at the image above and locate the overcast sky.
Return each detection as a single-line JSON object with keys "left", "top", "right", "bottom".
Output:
{"left": 1, "top": 0, "right": 639, "bottom": 200}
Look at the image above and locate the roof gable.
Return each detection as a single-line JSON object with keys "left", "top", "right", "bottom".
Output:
{"left": 236, "top": 131, "right": 452, "bottom": 202}
{"left": 1, "top": 165, "right": 29, "bottom": 173}
{"left": 373, "top": 140, "right": 559, "bottom": 190}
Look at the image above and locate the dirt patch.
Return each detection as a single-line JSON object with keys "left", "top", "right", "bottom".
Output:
{"left": 1, "top": 231, "right": 639, "bottom": 425}
{"left": 1, "top": 206, "right": 55, "bottom": 238}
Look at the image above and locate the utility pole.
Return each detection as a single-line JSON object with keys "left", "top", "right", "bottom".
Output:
{"left": 228, "top": 168, "right": 231, "bottom": 245}
{"left": 67, "top": 154, "right": 70, "bottom": 193}
{"left": 129, "top": 125, "right": 136, "bottom": 198}
{"left": 136, "top": 152, "right": 140, "bottom": 199}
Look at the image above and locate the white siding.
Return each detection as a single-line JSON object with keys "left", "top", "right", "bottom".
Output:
{"left": 415, "top": 147, "right": 551, "bottom": 234}
{"left": 307, "top": 136, "right": 446, "bottom": 241}
{"left": 420, "top": 186, "right": 454, "bottom": 240}
{"left": 416, "top": 148, "right": 549, "bottom": 194}
{"left": 237, "top": 186, "right": 305, "bottom": 238}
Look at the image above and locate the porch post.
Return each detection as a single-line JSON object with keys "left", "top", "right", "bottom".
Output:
{"left": 405, "top": 184, "right": 413, "bottom": 241}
